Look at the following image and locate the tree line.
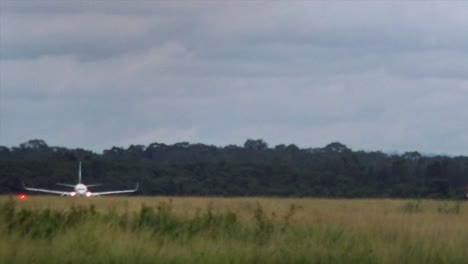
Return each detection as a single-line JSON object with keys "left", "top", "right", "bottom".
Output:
{"left": 0, "top": 139, "right": 467, "bottom": 198}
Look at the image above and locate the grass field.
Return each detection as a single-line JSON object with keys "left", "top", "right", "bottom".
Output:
{"left": 1, "top": 195, "right": 467, "bottom": 263}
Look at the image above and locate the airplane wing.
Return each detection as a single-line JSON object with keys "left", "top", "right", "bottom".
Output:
{"left": 90, "top": 183, "right": 139, "bottom": 196}
{"left": 23, "top": 182, "right": 72, "bottom": 196}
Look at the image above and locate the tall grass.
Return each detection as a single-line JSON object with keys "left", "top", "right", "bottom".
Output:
{"left": 0, "top": 196, "right": 467, "bottom": 263}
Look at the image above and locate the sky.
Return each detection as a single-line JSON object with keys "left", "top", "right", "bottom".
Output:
{"left": 1, "top": 2, "right": 468, "bottom": 155}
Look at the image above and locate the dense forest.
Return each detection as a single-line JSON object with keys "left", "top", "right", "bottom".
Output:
{"left": 1, "top": 139, "right": 467, "bottom": 198}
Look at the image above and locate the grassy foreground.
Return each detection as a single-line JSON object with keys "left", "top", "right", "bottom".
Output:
{"left": 0, "top": 196, "right": 467, "bottom": 263}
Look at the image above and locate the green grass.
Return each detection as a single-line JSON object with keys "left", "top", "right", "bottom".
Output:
{"left": 0, "top": 196, "right": 467, "bottom": 263}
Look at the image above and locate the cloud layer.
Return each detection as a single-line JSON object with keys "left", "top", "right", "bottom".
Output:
{"left": 1, "top": 2, "right": 468, "bottom": 154}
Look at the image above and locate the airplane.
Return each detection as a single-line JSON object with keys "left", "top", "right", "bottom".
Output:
{"left": 23, "top": 161, "right": 139, "bottom": 197}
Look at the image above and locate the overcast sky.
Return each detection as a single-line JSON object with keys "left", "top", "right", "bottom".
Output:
{"left": 1, "top": 2, "right": 468, "bottom": 154}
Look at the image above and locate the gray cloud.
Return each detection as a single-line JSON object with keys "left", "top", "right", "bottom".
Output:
{"left": 1, "top": 2, "right": 468, "bottom": 155}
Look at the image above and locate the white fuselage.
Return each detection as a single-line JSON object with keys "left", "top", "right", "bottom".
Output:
{"left": 72, "top": 183, "right": 90, "bottom": 197}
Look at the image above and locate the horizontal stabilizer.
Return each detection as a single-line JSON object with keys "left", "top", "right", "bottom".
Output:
{"left": 86, "top": 184, "right": 102, "bottom": 188}
{"left": 56, "top": 183, "right": 76, "bottom": 188}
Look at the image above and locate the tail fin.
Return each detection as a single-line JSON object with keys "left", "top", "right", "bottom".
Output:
{"left": 78, "top": 160, "right": 82, "bottom": 184}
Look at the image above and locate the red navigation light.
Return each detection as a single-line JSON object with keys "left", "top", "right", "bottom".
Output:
{"left": 86, "top": 191, "right": 92, "bottom": 197}
{"left": 70, "top": 191, "right": 76, "bottom": 197}
{"left": 18, "top": 193, "right": 27, "bottom": 200}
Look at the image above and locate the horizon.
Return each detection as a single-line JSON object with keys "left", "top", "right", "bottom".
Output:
{"left": 1, "top": 138, "right": 458, "bottom": 158}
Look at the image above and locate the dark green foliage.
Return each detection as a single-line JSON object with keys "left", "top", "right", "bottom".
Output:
{"left": 135, "top": 202, "right": 181, "bottom": 236}
{"left": 186, "top": 206, "right": 239, "bottom": 239}
{"left": 400, "top": 200, "right": 423, "bottom": 213}
{"left": 1, "top": 139, "right": 468, "bottom": 198}
{"left": 0, "top": 200, "right": 272, "bottom": 243}
{"left": 0, "top": 200, "right": 98, "bottom": 239}
{"left": 437, "top": 201, "right": 462, "bottom": 214}
{"left": 280, "top": 203, "right": 298, "bottom": 232}
{"left": 1, "top": 197, "right": 15, "bottom": 231}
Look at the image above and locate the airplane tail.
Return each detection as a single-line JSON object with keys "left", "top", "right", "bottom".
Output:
{"left": 78, "top": 160, "right": 82, "bottom": 184}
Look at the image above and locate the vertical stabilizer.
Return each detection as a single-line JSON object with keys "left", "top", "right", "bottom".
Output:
{"left": 78, "top": 160, "right": 82, "bottom": 183}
